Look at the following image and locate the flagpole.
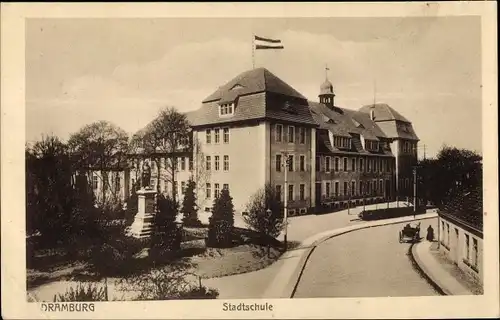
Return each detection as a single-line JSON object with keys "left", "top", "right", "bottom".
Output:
{"left": 252, "top": 33, "right": 255, "bottom": 69}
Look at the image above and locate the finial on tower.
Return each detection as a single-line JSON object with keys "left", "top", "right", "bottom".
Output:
{"left": 325, "top": 64, "right": 330, "bottom": 80}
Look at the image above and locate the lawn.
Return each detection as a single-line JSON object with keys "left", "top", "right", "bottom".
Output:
{"left": 27, "top": 223, "right": 283, "bottom": 301}
{"left": 180, "top": 226, "right": 282, "bottom": 278}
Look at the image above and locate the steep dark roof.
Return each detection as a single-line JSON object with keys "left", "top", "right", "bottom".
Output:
{"left": 310, "top": 102, "right": 394, "bottom": 156}
{"left": 375, "top": 121, "right": 419, "bottom": 141}
{"left": 357, "top": 103, "right": 418, "bottom": 141}
{"left": 309, "top": 102, "right": 387, "bottom": 141}
{"left": 188, "top": 68, "right": 317, "bottom": 128}
{"left": 440, "top": 186, "right": 483, "bottom": 234}
{"left": 202, "top": 68, "right": 306, "bottom": 103}
{"left": 359, "top": 103, "right": 410, "bottom": 122}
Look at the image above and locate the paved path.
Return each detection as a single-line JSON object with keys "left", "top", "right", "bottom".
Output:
{"left": 412, "top": 240, "right": 474, "bottom": 295}
{"left": 204, "top": 201, "right": 418, "bottom": 298}
{"left": 293, "top": 219, "right": 440, "bottom": 298}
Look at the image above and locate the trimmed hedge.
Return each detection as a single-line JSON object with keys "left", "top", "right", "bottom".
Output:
{"left": 359, "top": 206, "right": 426, "bottom": 221}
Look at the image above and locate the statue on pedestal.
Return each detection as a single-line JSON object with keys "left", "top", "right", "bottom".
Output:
{"left": 142, "top": 160, "right": 151, "bottom": 189}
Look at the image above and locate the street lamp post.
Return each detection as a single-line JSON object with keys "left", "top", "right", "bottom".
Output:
{"left": 412, "top": 166, "right": 419, "bottom": 219}
{"left": 266, "top": 208, "right": 272, "bottom": 257}
{"left": 282, "top": 151, "right": 290, "bottom": 251}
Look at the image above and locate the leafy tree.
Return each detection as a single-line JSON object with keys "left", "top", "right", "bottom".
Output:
{"left": 418, "top": 146, "right": 482, "bottom": 207}
{"left": 243, "top": 183, "right": 284, "bottom": 239}
{"left": 207, "top": 188, "right": 234, "bottom": 248}
{"left": 25, "top": 136, "right": 76, "bottom": 246}
{"left": 181, "top": 178, "right": 201, "bottom": 227}
{"left": 151, "top": 194, "right": 181, "bottom": 257}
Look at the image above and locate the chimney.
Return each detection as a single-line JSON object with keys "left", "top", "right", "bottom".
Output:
{"left": 370, "top": 107, "right": 375, "bottom": 121}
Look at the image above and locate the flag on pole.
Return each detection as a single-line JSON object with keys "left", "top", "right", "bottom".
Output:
{"left": 254, "top": 35, "right": 284, "bottom": 50}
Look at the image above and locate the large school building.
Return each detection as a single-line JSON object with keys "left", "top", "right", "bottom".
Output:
{"left": 93, "top": 67, "right": 419, "bottom": 216}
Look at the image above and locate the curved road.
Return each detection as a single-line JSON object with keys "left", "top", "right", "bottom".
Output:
{"left": 294, "top": 219, "right": 440, "bottom": 298}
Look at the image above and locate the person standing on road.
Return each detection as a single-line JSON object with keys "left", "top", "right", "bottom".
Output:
{"left": 426, "top": 225, "right": 434, "bottom": 241}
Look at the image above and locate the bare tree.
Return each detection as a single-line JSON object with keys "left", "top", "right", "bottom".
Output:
{"left": 68, "top": 121, "right": 129, "bottom": 209}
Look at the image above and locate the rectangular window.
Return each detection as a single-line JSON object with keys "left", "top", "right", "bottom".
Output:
{"left": 115, "top": 175, "right": 121, "bottom": 191}
{"left": 473, "top": 238, "right": 478, "bottom": 268}
{"left": 373, "top": 159, "right": 378, "bottom": 172}
{"left": 326, "top": 156, "right": 331, "bottom": 172}
{"left": 326, "top": 182, "right": 331, "bottom": 197}
{"left": 334, "top": 157, "right": 339, "bottom": 172}
{"left": 287, "top": 155, "right": 294, "bottom": 172}
{"left": 367, "top": 158, "right": 371, "bottom": 172}
{"left": 276, "top": 124, "right": 283, "bottom": 142}
{"left": 215, "top": 183, "right": 220, "bottom": 198}
{"left": 206, "top": 129, "right": 211, "bottom": 144}
{"left": 300, "top": 184, "right": 305, "bottom": 201}
{"left": 300, "top": 155, "right": 306, "bottom": 172}
{"left": 359, "top": 181, "right": 364, "bottom": 195}
{"left": 299, "top": 127, "right": 306, "bottom": 144}
{"left": 386, "top": 159, "right": 391, "bottom": 172}
{"left": 441, "top": 221, "right": 445, "bottom": 244}
{"left": 379, "top": 158, "right": 383, "bottom": 172}
{"left": 334, "top": 182, "right": 339, "bottom": 196}
{"left": 223, "top": 183, "right": 229, "bottom": 190}
{"left": 351, "top": 158, "right": 356, "bottom": 172}
{"left": 360, "top": 158, "right": 364, "bottom": 172}
{"left": 343, "top": 182, "right": 348, "bottom": 196}
{"left": 288, "top": 184, "right": 294, "bottom": 201}
{"left": 288, "top": 126, "right": 295, "bottom": 143}
{"left": 214, "top": 128, "right": 220, "bottom": 144}
{"left": 379, "top": 180, "right": 384, "bottom": 195}
{"left": 223, "top": 128, "right": 230, "bottom": 143}
{"left": 93, "top": 175, "right": 98, "bottom": 190}
{"left": 447, "top": 223, "right": 450, "bottom": 246}
{"left": 206, "top": 156, "right": 211, "bottom": 171}
{"left": 223, "top": 155, "right": 229, "bottom": 171}
{"left": 465, "top": 234, "right": 470, "bottom": 261}
{"left": 189, "top": 157, "right": 193, "bottom": 171}
{"left": 316, "top": 156, "right": 321, "bottom": 172}
{"left": 215, "top": 155, "right": 220, "bottom": 171}
{"left": 181, "top": 181, "right": 186, "bottom": 194}
{"left": 351, "top": 181, "right": 356, "bottom": 196}
{"left": 343, "top": 157, "right": 348, "bottom": 172}
{"left": 276, "top": 185, "right": 282, "bottom": 201}
{"left": 276, "top": 154, "right": 282, "bottom": 172}
{"left": 181, "top": 157, "right": 186, "bottom": 171}
{"left": 173, "top": 181, "right": 178, "bottom": 196}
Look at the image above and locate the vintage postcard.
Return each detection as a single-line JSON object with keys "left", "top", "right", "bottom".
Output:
{"left": 1, "top": 2, "right": 498, "bottom": 319}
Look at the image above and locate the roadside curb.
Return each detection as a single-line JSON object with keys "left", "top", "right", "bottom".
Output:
{"left": 409, "top": 241, "right": 448, "bottom": 295}
{"left": 283, "top": 213, "right": 438, "bottom": 298}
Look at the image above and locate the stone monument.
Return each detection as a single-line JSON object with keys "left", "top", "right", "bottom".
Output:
{"left": 126, "top": 160, "right": 157, "bottom": 239}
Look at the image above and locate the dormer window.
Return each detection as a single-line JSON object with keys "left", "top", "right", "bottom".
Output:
{"left": 333, "top": 136, "right": 351, "bottom": 149}
{"left": 352, "top": 119, "right": 363, "bottom": 128}
{"left": 282, "top": 101, "right": 298, "bottom": 114}
{"left": 365, "top": 140, "right": 380, "bottom": 151}
{"left": 230, "top": 84, "right": 244, "bottom": 91}
{"left": 219, "top": 103, "right": 234, "bottom": 116}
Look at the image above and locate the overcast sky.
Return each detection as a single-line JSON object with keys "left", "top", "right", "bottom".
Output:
{"left": 26, "top": 16, "right": 482, "bottom": 158}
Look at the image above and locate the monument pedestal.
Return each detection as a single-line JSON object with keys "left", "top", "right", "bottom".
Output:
{"left": 126, "top": 188, "right": 157, "bottom": 239}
